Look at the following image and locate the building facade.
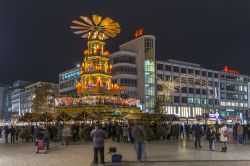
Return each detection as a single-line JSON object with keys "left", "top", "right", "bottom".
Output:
{"left": 11, "top": 80, "right": 31, "bottom": 116}
{"left": 156, "top": 59, "right": 220, "bottom": 119}
{"left": 59, "top": 67, "right": 81, "bottom": 95}
{"left": 58, "top": 34, "right": 250, "bottom": 122}
{"left": 110, "top": 35, "right": 156, "bottom": 112}
{"left": 20, "top": 82, "right": 58, "bottom": 115}
{"left": 220, "top": 69, "right": 249, "bottom": 123}
{"left": 109, "top": 51, "right": 138, "bottom": 98}
{"left": 0, "top": 84, "right": 12, "bottom": 122}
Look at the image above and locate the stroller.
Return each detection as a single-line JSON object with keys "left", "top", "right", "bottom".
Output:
{"left": 35, "top": 130, "right": 49, "bottom": 153}
{"left": 35, "top": 137, "right": 49, "bottom": 153}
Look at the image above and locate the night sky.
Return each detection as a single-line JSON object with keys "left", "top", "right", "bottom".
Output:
{"left": 1, "top": 0, "right": 250, "bottom": 85}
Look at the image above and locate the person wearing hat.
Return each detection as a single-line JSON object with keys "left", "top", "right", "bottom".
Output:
{"left": 90, "top": 122, "right": 108, "bottom": 164}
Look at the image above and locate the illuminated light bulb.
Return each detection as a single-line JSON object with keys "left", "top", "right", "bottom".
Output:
{"left": 110, "top": 65, "right": 112, "bottom": 73}
{"left": 84, "top": 50, "right": 89, "bottom": 57}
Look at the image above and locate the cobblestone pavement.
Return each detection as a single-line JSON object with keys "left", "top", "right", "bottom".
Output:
{"left": 1, "top": 137, "right": 250, "bottom": 166}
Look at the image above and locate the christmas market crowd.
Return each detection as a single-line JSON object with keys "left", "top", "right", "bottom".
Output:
{"left": 0, "top": 122, "right": 250, "bottom": 146}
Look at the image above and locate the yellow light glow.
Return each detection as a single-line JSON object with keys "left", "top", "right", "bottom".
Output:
{"left": 71, "top": 14, "right": 121, "bottom": 40}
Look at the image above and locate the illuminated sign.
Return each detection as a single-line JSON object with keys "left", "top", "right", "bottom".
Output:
{"left": 224, "top": 66, "right": 240, "bottom": 74}
{"left": 134, "top": 28, "right": 144, "bottom": 38}
{"left": 209, "top": 112, "right": 219, "bottom": 119}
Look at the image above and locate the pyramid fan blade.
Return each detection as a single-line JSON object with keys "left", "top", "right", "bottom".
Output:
{"left": 103, "top": 31, "right": 116, "bottom": 38}
{"left": 105, "top": 26, "right": 121, "bottom": 33}
{"left": 70, "top": 26, "right": 89, "bottom": 30}
{"left": 111, "top": 23, "right": 120, "bottom": 28}
{"left": 104, "top": 17, "right": 114, "bottom": 24}
{"left": 72, "top": 20, "right": 91, "bottom": 27}
{"left": 81, "top": 33, "right": 90, "bottom": 38}
{"left": 73, "top": 29, "right": 89, "bottom": 35}
{"left": 100, "top": 17, "right": 112, "bottom": 27}
{"left": 92, "top": 15, "right": 102, "bottom": 26}
{"left": 80, "top": 16, "right": 93, "bottom": 26}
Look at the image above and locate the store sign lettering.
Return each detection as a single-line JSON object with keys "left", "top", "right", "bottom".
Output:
{"left": 224, "top": 66, "right": 240, "bottom": 74}
{"left": 134, "top": 28, "right": 144, "bottom": 38}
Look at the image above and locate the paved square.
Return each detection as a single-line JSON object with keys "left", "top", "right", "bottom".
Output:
{"left": 1, "top": 137, "right": 250, "bottom": 166}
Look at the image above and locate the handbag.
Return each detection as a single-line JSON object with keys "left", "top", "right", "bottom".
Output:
{"left": 223, "top": 131, "right": 228, "bottom": 137}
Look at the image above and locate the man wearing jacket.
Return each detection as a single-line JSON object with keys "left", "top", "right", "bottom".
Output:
{"left": 193, "top": 123, "right": 203, "bottom": 149}
{"left": 90, "top": 122, "right": 108, "bottom": 165}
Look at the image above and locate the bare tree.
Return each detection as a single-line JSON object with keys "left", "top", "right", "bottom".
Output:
{"left": 32, "top": 83, "right": 56, "bottom": 113}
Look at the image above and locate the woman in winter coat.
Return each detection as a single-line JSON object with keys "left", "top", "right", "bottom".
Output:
{"left": 219, "top": 123, "right": 228, "bottom": 152}
{"left": 206, "top": 125, "right": 216, "bottom": 151}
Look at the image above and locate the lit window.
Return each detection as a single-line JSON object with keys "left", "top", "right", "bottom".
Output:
{"left": 188, "top": 97, "right": 194, "bottom": 104}
{"left": 202, "top": 98, "right": 207, "bottom": 105}
{"left": 194, "top": 98, "right": 201, "bottom": 104}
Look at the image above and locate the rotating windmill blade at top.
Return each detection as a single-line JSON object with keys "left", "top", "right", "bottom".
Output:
{"left": 70, "top": 14, "right": 121, "bottom": 39}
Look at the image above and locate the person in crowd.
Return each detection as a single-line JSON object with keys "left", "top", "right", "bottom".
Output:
{"left": 179, "top": 124, "right": 184, "bottom": 138}
{"left": 4, "top": 125, "right": 9, "bottom": 144}
{"left": 193, "top": 123, "right": 203, "bottom": 149}
{"left": 90, "top": 122, "right": 108, "bottom": 165}
{"left": 16, "top": 126, "right": 19, "bottom": 141}
{"left": 66, "top": 124, "right": 73, "bottom": 145}
{"left": 184, "top": 124, "right": 190, "bottom": 139}
{"left": 166, "top": 124, "right": 171, "bottom": 140}
{"left": 34, "top": 123, "right": 45, "bottom": 153}
{"left": 237, "top": 124, "right": 244, "bottom": 145}
{"left": 43, "top": 128, "right": 49, "bottom": 151}
{"left": 206, "top": 125, "right": 216, "bottom": 151}
{"left": 31, "top": 125, "right": 35, "bottom": 142}
{"left": 243, "top": 124, "right": 248, "bottom": 142}
{"left": 10, "top": 125, "right": 16, "bottom": 143}
{"left": 175, "top": 124, "right": 180, "bottom": 139}
{"left": 132, "top": 122, "right": 146, "bottom": 162}
{"left": 247, "top": 124, "right": 250, "bottom": 140}
{"left": 0, "top": 126, "right": 2, "bottom": 138}
{"left": 61, "top": 125, "right": 67, "bottom": 145}
{"left": 79, "top": 125, "right": 84, "bottom": 142}
{"left": 24, "top": 126, "right": 30, "bottom": 142}
{"left": 233, "top": 123, "right": 238, "bottom": 141}
{"left": 83, "top": 125, "right": 90, "bottom": 142}
{"left": 72, "top": 124, "right": 77, "bottom": 143}
{"left": 219, "top": 123, "right": 228, "bottom": 152}
{"left": 140, "top": 124, "right": 148, "bottom": 161}
{"left": 162, "top": 125, "right": 168, "bottom": 140}
{"left": 122, "top": 125, "right": 128, "bottom": 143}
{"left": 128, "top": 124, "right": 134, "bottom": 144}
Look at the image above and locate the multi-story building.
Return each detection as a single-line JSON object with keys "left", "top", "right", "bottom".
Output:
{"left": 59, "top": 67, "right": 81, "bottom": 95}
{"left": 109, "top": 51, "right": 138, "bottom": 98}
{"left": 220, "top": 66, "right": 249, "bottom": 123}
{"left": 156, "top": 59, "right": 220, "bottom": 119}
{"left": 0, "top": 84, "right": 12, "bottom": 122}
{"left": 20, "top": 82, "right": 58, "bottom": 115}
{"left": 58, "top": 34, "right": 250, "bottom": 122}
{"left": 110, "top": 35, "right": 156, "bottom": 112}
{"left": 11, "top": 80, "right": 31, "bottom": 116}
